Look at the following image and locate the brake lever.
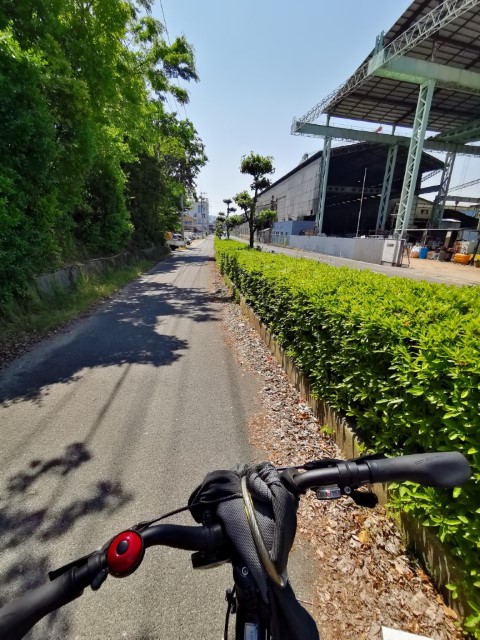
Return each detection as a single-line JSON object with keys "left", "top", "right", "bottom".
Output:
{"left": 302, "top": 458, "right": 343, "bottom": 470}
{"left": 49, "top": 539, "right": 111, "bottom": 593}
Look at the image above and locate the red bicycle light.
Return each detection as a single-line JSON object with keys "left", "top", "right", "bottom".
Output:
{"left": 106, "top": 530, "right": 145, "bottom": 578}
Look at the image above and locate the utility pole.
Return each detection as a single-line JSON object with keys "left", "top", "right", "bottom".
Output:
{"left": 199, "top": 192, "right": 207, "bottom": 236}
{"left": 180, "top": 195, "right": 185, "bottom": 239}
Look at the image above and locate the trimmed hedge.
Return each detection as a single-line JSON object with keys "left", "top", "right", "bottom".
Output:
{"left": 216, "top": 239, "right": 480, "bottom": 633}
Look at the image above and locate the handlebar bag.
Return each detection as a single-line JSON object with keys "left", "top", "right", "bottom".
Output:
{"left": 189, "top": 462, "right": 320, "bottom": 640}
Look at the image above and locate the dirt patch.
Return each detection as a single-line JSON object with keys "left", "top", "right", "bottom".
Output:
{"left": 211, "top": 265, "right": 462, "bottom": 640}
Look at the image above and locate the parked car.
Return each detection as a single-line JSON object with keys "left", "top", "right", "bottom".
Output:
{"left": 165, "top": 232, "right": 185, "bottom": 250}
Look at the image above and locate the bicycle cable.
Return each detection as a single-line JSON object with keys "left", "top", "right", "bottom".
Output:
{"left": 133, "top": 494, "right": 243, "bottom": 531}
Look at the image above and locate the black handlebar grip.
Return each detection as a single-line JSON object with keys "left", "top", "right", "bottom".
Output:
{"left": 0, "top": 569, "right": 84, "bottom": 639}
{"left": 366, "top": 452, "right": 471, "bottom": 488}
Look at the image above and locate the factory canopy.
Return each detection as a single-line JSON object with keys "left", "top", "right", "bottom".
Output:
{"left": 299, "top": 0, "right": 480, "bottom": 133}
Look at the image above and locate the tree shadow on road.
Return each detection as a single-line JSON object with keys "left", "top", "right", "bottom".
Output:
{"left": 6, "top": 442, "right": 91, "bottom": 494}
{"left": 0, "top": 441, "right": 133, "bottom": 637}
{"left": 0, "top": 252, "right": 222, "bottom": 405}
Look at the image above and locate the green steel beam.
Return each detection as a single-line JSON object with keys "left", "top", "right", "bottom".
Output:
{"left": 395, "top": 80, "right": 435, "bottom": 236}
{"left": 431, "top": 151, "right": 456, "bottom": 227}
{"left": 315, "top": 134, "right": 332, "bottom": 235}
{"left": 368, "top": 53, "right": 480, "bottom": 94}
{"left": 377, "top": 145, "right": 398, "bottom": 230}
{"left": 292, "top": 121, "right": 480, "bottom": 157}
{"left": 432, "top": 118, "right": 480, "bottom": 143}
{"left": 418, "top": 184, "right": 442, "bottom": 194}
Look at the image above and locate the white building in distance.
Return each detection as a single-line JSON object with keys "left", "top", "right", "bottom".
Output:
{"left": 186, "top": 199, "right": 209, "bottom": 234}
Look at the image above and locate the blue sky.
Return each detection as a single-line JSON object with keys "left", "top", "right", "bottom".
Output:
{"left": 156, "top": 1, "right": 480, "bottom": 216}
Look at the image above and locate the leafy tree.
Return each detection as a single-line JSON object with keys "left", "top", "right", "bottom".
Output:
{"left": 0, "top": 0, "right": 206, "bottom": 305}
{"left": 125, "top": 112, "right": 207, "bottom": 247}
{"left": 230, "top": 214, "right": 246, "bottom": 226}
{"left": 0, "top": 28, "right": 58, "bottom": 301}
{"left": 233, "top": 191, "right": 253, "bottom": 235}
{"left": 256, "top": 209, "right": 277, "bottom": 231}
{"left": 75, "top": 158, "right": 133, "bottom": 254}
{"left": 225, "top": 214, "right": 244, "bottom": 239}
{"left": 215, "top": 214, "right": 226, "bottom": 238}
{"left": 222, "top": 198, "right": 237, "bottom": 239}
{"left": 223, "top": 198, "right": 236, "bottom": 219}
{"left": 236, "top": 152, "right": 275, "bottom": 247}
{"left": 158, "top": 115, "right": 206, "bottom": 193}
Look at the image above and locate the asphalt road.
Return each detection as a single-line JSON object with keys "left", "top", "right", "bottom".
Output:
{"left": 0, "top": 238, "right": 260, "bottom": 639}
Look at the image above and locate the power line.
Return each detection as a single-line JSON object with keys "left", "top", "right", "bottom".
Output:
{"left": 449, "top": 175, "right": 480, "bottom": 192}
{"left": 159, "top": 0, "right": 169, "bottom": 41}
{"left": 158, "top": 0, "right": 188, "bottom": 120}
{"left": 158, "top": 0, "right": 179, "bottom": 115}
{"left": 164, "top": 94, "right": 175, "bottom": 113}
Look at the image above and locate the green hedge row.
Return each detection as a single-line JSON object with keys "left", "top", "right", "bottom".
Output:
{"left": 215, "top": 239, "right": 480, "bottom": 633}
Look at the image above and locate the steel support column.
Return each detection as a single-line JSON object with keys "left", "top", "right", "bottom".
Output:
{"left": 376, "top": 145, "right": 398, "bottom": 230}
{"left": 315, "top": 130, "right": 332, "bottom": 235}
{"left": 431, "top": 151, "right": 456, "bottom": 227}
{"left": 395, "top": 80, "right": 435, "bottom": 236}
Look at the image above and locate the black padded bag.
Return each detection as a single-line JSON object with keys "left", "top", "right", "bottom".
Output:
{"left": 189, "top": 462, "right": 320, "bottom": 640}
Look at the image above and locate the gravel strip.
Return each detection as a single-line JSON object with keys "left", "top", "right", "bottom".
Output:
{"left": 212, "top": 265, "right": 462, "bottom": 640}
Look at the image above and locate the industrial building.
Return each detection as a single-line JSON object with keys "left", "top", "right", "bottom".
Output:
{"left": 256, "top": 143, "right": 444, "bottom": 237}
{"left": 233, "top": 1, "right": 480, "bottom": 266}
{"left": 284, "top": 0, "right": 480, "bottom": 265}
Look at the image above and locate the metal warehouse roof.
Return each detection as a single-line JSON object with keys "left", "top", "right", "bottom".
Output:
{"left": 300, "top": 0, "right": 480, "bottom": 132}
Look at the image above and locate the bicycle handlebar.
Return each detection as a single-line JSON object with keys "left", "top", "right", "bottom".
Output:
{"left": 0, "top": 452, "right": 471, "bottom": 639}
{"left": 365, "top": 452, "right": 470, "bottom": 488}
{"left": 0, "top": 524, "right": 224, "bottom": 640}
{"left": 0, "top": 561, "right": 95, "bottom": 640}
{"left": 292, "top": 451, "right": 470, "bottom": 492}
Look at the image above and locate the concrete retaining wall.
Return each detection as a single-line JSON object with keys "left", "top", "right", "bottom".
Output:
{"left": 287, "top": 235, "right": 385, "bottom": 265}
{"left": 35, "top": 246, "right": 169, "bottom": 295}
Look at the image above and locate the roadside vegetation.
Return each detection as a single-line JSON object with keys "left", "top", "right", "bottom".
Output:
{"left": 0, "top": 0, "right": 206, "bottom": 308}
{"left": 234, "top": 152, "right": 277, "bottom": 247}
{"left": 215, "top": 153, "right": 278, "bottom": 244}
{"left": 0, "top": 259, "right": 154, "bottom": 369}
{"left": 216, "top": 238, "right": 480, "bottom": 635}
